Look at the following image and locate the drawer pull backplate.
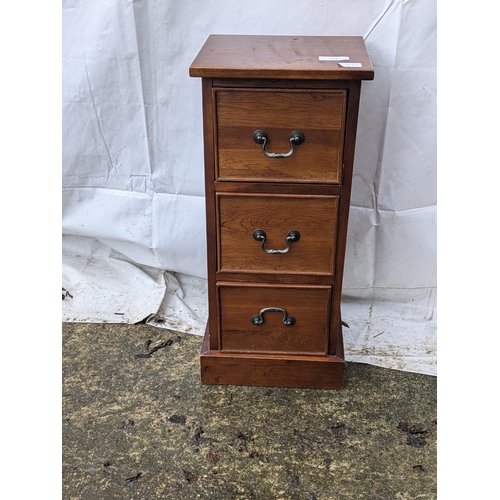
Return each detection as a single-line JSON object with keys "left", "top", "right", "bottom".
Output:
{"left": 253, "top": 229, "right": 300, "bottom": 254}
{"left": 251, "top": 307, "right": 296, "bottom": 326}
{"left": 253, "top": 129, "right": 305, "bottom": 158}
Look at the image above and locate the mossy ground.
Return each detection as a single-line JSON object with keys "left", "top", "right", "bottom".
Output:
{"left": 62, "top": 323, "right": 437, "bottom": 499}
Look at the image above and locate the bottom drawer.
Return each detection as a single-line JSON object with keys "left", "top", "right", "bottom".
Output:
{"left": 218, "top": 283, "right": 331, "bottom": 355}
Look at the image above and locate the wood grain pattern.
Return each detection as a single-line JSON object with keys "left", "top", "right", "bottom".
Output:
{"left": 201, "top": 78, "right": 220, "bottom": 351}
{"left": 215, "top": 271, "right": 333, "bottom": 286}
{"left": 191, "top": 35, "right": 374, "bottom": 389}
{"left": 330, "top": 81, "right": 361, "bottom": 354}
{"left": 189, "top": 35, "right": 374, "bottom": 81}
{"left": 218, "top": 283, "right": 331, "bottom": 355}
{"left": 214, "top": 181, "right": 341, "bottom": 196}
{"left": 200, "top": 323, "right": 344, "bottom": 389}
{"left": 213, "top": 78, "right": 354, "bottom": 90}
{"left": 215, "top": 89, "right": 346, "bottom": 183}
{"left": 217, "top": 193, "right": 339, "bottom": 275}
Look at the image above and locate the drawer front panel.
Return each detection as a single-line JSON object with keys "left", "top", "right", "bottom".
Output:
{"left": 215, "top": 89, "right": 346, "bottom": 183}
{"left": 219, "top": 284, "right": 331, "bottom": 354}
{"left": 218, "top": 193, "right": 339, "bottom": 275}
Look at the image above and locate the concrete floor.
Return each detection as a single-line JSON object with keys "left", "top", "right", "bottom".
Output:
{"left": 62, "top": 323, "right": 437, "bottom": 499}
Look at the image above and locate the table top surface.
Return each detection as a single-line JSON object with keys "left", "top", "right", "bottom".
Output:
{"left": 189, "top": 34, "right": 374, "bottom": 81}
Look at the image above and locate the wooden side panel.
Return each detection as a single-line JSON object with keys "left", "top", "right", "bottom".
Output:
{"left": 329, "top": 81, "right": 362, "bottom": 355}
{"left": 201, "top": 78, "right": 219, "bottom": 351}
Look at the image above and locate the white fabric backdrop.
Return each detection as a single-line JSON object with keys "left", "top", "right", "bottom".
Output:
{"left": 62, "top": 0, "right": 436, "bottom": 375}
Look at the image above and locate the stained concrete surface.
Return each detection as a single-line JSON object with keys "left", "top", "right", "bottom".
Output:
{"left": 62, "top": 323, "right": 437, "bottom": 499}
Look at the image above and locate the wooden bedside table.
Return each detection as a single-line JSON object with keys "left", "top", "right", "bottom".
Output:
{"left": 190, "top": 35, "right": 374, "bottom": 389}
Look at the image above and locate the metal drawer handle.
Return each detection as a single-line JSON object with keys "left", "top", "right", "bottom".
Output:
{"left": 251, "top": 307, "right": 296, "bottom": 326}
{"left": 253, "top": 129, "right": 305, "bottom": 158}
{"left": 253, "top": 229, "right": 300, "bottom": 254}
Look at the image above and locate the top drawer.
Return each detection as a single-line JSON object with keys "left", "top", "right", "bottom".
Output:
{"left": 214, "top": 89, "right": 346, "bottom": 184}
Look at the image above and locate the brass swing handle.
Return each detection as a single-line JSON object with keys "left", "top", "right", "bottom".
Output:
{"left": 251, "top": 307, "right": 296, "bottom": 326}
{"left": 253, "top": 229, "right": 300, "bottom": 254}
{"left": 253, "top": 129, "right": 305, "bottom": 158}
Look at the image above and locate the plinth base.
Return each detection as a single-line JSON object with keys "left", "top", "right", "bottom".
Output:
{"left": 200, "top": 326, "right": 345, "bottom": 390}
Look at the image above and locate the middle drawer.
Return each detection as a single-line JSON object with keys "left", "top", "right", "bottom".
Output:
{"left": 217, "top": 193, "right": 339, "bottom": 275}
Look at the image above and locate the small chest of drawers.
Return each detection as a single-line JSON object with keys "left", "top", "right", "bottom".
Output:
{"left": 190, "top": 35, "right": 374, "bottom": 389}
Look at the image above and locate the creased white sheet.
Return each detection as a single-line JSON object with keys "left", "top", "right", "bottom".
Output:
{"left": 62, "top": 0, "right": 436, "bottom": 375}
{"left": 62, "top": 235, "right": 166, "bottom": 323}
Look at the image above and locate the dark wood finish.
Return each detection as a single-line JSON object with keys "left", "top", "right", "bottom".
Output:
{"left": 215, "top": 271, "right": 334, "bottom": 286}
{"left": 190, "top": 35, "right": 374, "bottom": 81}
{"left": 215, "top": 89, "right": 346, "bottom": 183}
{"left": 329, "top": 80, "right": 362, "bottom": 355}
{"left": 217, "top": 193, "right": 339, "bottom": 275}
{"left": 218, "top": 283, "right": 331, "bottom": 355}
{"left": 212, "top": 78, "right": 355, "bottom": 90}
{"left": 201, "top": 78, "right": 219, "bottom": 351}
{"left": 191, "top": 35, "right": 373, "bottom": 389}
{"left": 214, "top": 181, "right": 341, "bottom": 196}
{"left": 200, "top": 324, "right": 345, "bottom": 390}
